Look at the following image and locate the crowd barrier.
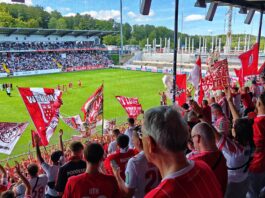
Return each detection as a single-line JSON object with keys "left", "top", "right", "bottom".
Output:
{"left": 13, "top": 68, "right": 62, "bottom": 77}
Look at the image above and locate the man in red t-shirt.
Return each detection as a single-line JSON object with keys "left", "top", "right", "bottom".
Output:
{"left": 104, "top": 134, "right": 135, "bottom": 180}
{"left": 248, "top": 92, "right": 265, "bottom": 197}
{"left": 202, "top": 100, "right": 212, "bottom": 123}
{"left": 187, "top": 122, "right": 227, "bottom": 194}
{"left": 63, "top": 143, "right": 121, "bottom": 198}
{"left": 142, "top": 106, "right": 222, "bottom": 198}
{"left": 241, "top": 87, "right": 255, "bottom": 116}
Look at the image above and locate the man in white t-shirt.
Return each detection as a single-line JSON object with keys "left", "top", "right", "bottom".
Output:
{"left": 28, "top": 163, "right": 48, "bottom": 198}
{"left": 124, "top": 118, "right": 135, "bottom": 149}
{"left": 112, "top": 126, "right": 160, "bottom": 198}
{"left": 108, "top": 129, "right": 120, "bottom": 155}
{"left": 34, "top": 131, "right": 64, "bottom": 198}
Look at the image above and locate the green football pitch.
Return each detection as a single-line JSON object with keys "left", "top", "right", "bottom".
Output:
{"left": 0, "top": 69, "right": 165, "bottom": 160}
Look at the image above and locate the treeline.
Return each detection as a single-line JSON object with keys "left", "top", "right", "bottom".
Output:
{"left": 0, "top": 3, "right": 262, "bottom": 49}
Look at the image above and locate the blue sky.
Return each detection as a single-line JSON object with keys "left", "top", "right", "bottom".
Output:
{"left": 0, "top": 0, "right": 263, "bottom": 36}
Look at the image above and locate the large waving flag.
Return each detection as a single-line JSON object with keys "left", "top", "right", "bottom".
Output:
{"left": 239, "top": 43, "right": 259, "bottom": 76}
{"left": 234, "top": 68, "right": 244, "bottom": 87}
{"left": 18, "top": 87, "right": 62, "bottom": 146}
{"left": 81, "top": 85, "right": 103, "bottom": 125}
{"left": 175, "top": 74, "right": 187, "bottom": 106}
{"left": 2, "top": 63, "right": 10, "bottom": 74}
{"left": 0, "top": 122, "right": 28, "bottom": 155}
{"left": 60, "top": 115, "right": 83, "bottom": 132}
{"left": 188, "top": 56, "right": 202, "bottom": 90}
{"left": 116, "top": 96, "right": 142, "bottom": 118}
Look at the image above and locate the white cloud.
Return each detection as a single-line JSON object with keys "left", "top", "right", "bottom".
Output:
{"left": 0, "top": 0, "right": 32, "bottom": 5}
{"left": 81, "top": 10, "right": 120, "bottom": 20}
{"left": 64, "top": 10, "right": 120, "bottom": 20}
{"left": 64, "top": 12, "right": 76, "bottom": 17}
{"left": 127, "top": 9, "right": 155, "bottom": 22}
{"left": 44, "top": 6, "right": 54, "bottom": 13}
{"left": 58, "top": 7, "right": 71, "bottom": 12}
{"left": 184, "top": 14, "right": 205, "bottom": 22}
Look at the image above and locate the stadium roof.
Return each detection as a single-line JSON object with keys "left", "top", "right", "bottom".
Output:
{"left": 206, "top": 0, "right": 265, "bottom": 11}
{"left": 0, "top": 27, "right": 118, "bottom": 37}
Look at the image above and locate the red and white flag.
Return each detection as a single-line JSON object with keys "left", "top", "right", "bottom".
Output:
{"left": 175, "top": 74, "right": 187, "bottom": 106}
{"left": 60, "top": 115, "right": 83, "bottom": 132}
{"left": 116, "top": 96, "right": 142, "bottom": 118}
{"left": 209, "top": 59, "right": 230, "bottom": 90}
{"left": 81, "top": 85, "right": 103, "bottom": 124}
{"left": 104, "top": 119, "right": 116, "bottom": 134}
{"left": 189, "top": 56, "right": 202, "bottom": 90}
{"left": 18, "top": 87, "right": 62, "bottom": 146}
{"left": 239, "top": 43, "right": 259, "bottom": 77}
{"left": 0, "top": 122, "right": 28, "bottom": 155}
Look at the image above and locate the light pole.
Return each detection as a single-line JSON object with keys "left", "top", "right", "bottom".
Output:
{"left": 120, "top": 0, "right": 124, "bottom": 57}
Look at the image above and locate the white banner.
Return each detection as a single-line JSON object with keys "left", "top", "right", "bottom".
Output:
{"left": 0, "top": 73, "right": 8, "bottom": 78}
{"left": 13, "top": 69, "right": 61, "bottom": 77}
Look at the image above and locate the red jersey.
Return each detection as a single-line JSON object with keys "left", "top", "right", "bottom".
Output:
{"left": 202, "top": 105, "right": 212, "bottom": 123}
{"left": 63, "top": 172, "right": 121, "bottom": 198}
{"left": 104, "top": 149, "right": 135, "bottom": 180}
{"left": 249, "top": 115, "right": 265, "bottom": 173}
{"left": 188, "top": 150, "right": 227, "bottom": 194}
{"left": 145, "top": 161, "right": 222, "bottom": 198}
{"left": 241, "top": 93, "right": 254, "bottom": 109}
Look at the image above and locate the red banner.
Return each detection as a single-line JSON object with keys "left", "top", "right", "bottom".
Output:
{"left": 81, "top": 85, "right": 103, "bottom": 124}
{"left": 116, "top": 96, "right": 142, "bottom": 118}
{"left": 0, "top": 122, "right": 28, "bottom": 155}
{"left": 175, "top": 74, "right": 187, "bottom": 106}
{"left": 18, "top": 87, "right": 62, "bottom": 146}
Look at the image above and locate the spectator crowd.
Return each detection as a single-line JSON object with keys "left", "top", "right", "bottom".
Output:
{"left": 0, "top": 51, "right": 111, "bottom": 73}
{"left": 0, "top": 74, "right": 265, "bottom": 198}
{"left": 0, "top": 41, "right": 105, "bottom": 51}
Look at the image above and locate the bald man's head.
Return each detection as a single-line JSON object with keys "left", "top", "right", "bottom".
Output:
{"left": 191, "top": 122, "right": 216, "bottom": 151}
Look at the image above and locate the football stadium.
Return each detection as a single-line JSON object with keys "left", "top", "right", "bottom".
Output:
{"left": 0, "top": 0, "right": 265, "bottom": 197}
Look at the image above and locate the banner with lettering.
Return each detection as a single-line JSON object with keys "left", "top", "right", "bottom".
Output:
{"left": 0, "top": 122, "right": 28, "bottom": 155}
{"left": 18, "top": 87, "right": 62, "bottom": 146}
{"left": 116, "top": 96, "right": 142, "bottom": 118}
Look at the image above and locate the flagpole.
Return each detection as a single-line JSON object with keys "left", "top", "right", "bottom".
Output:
{"left": 172, "top": 0, "right": 179, "bottom": 104}
{"left": 102, "top": 82, "right": 104, "bottom": 136}
{"left": 257, "top": 11, "right": 263, "bottom": 51}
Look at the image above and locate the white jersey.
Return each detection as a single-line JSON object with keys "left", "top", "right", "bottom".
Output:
{"left": 108, "top": 140, "right": 117, "bottom": 154}
{"left": 125, "top": 127, "right": 135, "bottom": 149}
{"left": 217, "top": 136, "right": 251, "bottom": 183}
{"left": 30, "top": 174, "right": 48, "bottom": 198}
{"left": 41, "top": 162, "right": 60, "bottom": 196}
{"left": 125, "top": 151, "right": 160, "bottom": 198}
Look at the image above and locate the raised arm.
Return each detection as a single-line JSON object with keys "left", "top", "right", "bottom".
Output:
{"left": 34, "top": 135, "right": 45, "bottom": 164}
{"left": 0, "top": 163, "right": 7, "bottom": 178}
{"left": 59, "top": 129, "right": 64, "bottom": 153}
{"left": 111, "top": 163, "right": 134, "bottom": 197}
{"left": 15, "top": 161, "right": 31, "bottom": 196}
{"left": 224, "top": 87, "right": 240, "bottom": 122}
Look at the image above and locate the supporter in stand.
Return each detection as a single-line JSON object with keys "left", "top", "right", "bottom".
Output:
{"left": 34, "top": 129, "right": 64, "bottom": 198}
{"left": 247, "top": 91, "right": 265, "bottom": 197}
{"left": 202, "top": 99, "right": 212, "bottom": 123}
{"left": 104, "top": 134, "right": 135, "bottom": 180}
{"left": 241, "top": 87, "right": 255, "bottom": 116}
{"left": 142, "top": 106, "right": 222, "bottom": 198}
{"left": 218, "top": 92, "right": 230, "bottom": 119}
{"left": 1, "top": 162, "right": 31, "bottom": 198}
{"left": 187, "top": 122, "right": 228, "bottom": 195}
{"left": 112, "top": 126, "right": 160, "bottom": 198}
{"left": 63, "top": 143, "right": 121, "bottom": 198}
{"left": 231, "top": 87, "right": 241, "bottom": 113}
{"left": 108, "top": 129, "right": 120, "bottom": 155}
{"left": 211, "top": 103, "right": 230, "bottom": 136}
{"left": 0, "top": 164, "right": 7, "bottom": 194}
{"left": 55, "top": 141, "right": 86, "bottom": 196}
{"left": 124, "top": 118, "right": 135, "bottom": 149}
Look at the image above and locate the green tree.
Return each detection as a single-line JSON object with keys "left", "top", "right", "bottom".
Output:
{"left": 56, "top": 18, "right": 67, "bottom": 29}
{"left": 48, "top": 17, "right": 57, "bottom": 29}
{"left": 27, "top": 18, "right": 39, "bottom": 28}
{"left": 0, "top": 11, "right": 14, "bottom": 27}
